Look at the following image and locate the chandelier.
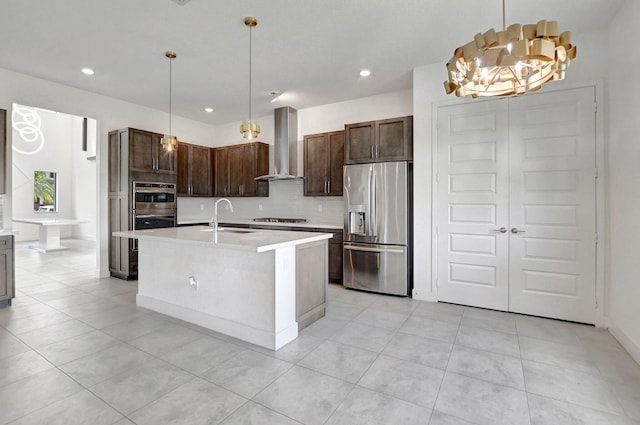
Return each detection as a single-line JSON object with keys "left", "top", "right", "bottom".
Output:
{"left": 161, "top": 51, "right": 178, "bottom": 151}
{"left": 443, "top": 0, "right": 576, "bottom": 98}
{"left": 240, "top": 17, "right": 260, "bottom": 139}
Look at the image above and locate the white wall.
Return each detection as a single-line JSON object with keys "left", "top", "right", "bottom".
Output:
{"left": 11, "top": 107, "right": 78, "bottom": 241}
{"left": 11, "top": 108, "right": 98, "bottom": 242}
{"left": 71, "top": 117, "right": 98, "bottom": 241}
{"left": 0, "top": 67, "right": 217, "bottom": 277}
{"left": 605, "top": 0, "right": 640, "bottom": 363}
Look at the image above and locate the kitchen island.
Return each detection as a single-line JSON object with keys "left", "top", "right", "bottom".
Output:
{"left": 113, "top": 225, "right": 332, "bottom": 350}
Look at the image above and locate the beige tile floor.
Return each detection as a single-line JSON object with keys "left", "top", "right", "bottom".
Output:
{"left": 0, "top": 239, "right": 639, "bottom": 424}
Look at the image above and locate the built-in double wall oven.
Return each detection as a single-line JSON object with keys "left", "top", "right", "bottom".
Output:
{"left": 133, "top": 181, "right": 176, "bottom": 230}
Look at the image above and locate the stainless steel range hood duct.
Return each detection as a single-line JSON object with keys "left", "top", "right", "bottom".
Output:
{"left": 254, "top": 106, "right": 303, "bottom": 181}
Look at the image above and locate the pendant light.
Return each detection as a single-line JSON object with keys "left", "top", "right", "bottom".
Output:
{"left": 443, "top": 0, "right": 576, "bottom": 98}
{"left": 161, "top": 51, "right": 178, "bottom": 151}
{"left": 240, "top": 17, "right": 260, "bottom": 139}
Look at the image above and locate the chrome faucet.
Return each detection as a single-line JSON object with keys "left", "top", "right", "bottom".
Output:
{"left": 210, "top": 198, "right": 234, "bottom": 234}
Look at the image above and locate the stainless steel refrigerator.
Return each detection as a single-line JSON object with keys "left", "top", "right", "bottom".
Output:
{"left": 343, "top": 161, "right": 413, "bottom": 296}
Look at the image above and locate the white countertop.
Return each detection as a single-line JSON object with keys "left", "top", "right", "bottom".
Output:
{"left": 13, "top": 218, "right": 87, "bottom": 226}
{"left": 178, "top": 217, "right": 342, "bottom": 230}
{"left": 113, "top": 225, "right": 333, "bottom": 253}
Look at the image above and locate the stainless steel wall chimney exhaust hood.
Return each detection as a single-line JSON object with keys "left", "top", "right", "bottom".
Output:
{"left": 254, "top": 106, "right": 303, "bottom": 181}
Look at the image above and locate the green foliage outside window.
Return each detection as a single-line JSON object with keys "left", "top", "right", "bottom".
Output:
{"left": 34, "top": 170, "right": 56, "bottom": 211}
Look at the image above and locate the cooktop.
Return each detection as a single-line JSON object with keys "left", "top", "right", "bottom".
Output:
{"left": 253, "top": 218, "right": 308, "bottom": 224}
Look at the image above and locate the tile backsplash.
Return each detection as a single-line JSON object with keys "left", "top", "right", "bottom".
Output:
{"left": 177, "top": 179, "right": 344, "bottom": 226}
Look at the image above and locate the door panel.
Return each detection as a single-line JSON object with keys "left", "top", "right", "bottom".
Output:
{"left": 190, "top": 145, "right": 212, "bottom": 196}
{"left": 213, "top": 147, "right": 228, "bottom": 197}
{"left": 508, "top": 87, "right": 596, "bottom": 323}
{"left": 304, "top": 133, "right": 329, "bottom": 196}
{"left": 373, "top": 162, "right": 408, "bottom": 245}
{"left": 344, "top": 163, "right": 373, "bottom": 243}
{"left": 437, "top": 100, "right": 510, "bottom": 311}
{"left": 436, "top": 86, "right": 597, "bottom": 324}
{"left": 343, "top": 243, "right": 408, "bottom": 296}
{"left": 328, "top": 131, "right": 344, "bottom": 196}
{"left": 227, "top": 145, "right": 243, "bottom": 196}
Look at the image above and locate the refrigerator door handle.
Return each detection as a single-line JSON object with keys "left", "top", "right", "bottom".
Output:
{"left": 344, "top": 244, "right": 404, "bottom": 254}
{"left": 369, "top": 167, "right": 377, "bottom": 237}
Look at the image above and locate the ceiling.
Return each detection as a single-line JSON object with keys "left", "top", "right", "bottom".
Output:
{"left": 0, "top": 0, "right": 623, "bottom": 126}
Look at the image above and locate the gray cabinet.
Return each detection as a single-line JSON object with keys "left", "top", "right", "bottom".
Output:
{"left": 0, "top": 235, "right": 15, "bottom": 305}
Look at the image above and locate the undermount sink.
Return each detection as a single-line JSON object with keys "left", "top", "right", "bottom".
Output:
{"left": 219, "top": 228, "right": 255, "bottom": 234}
{"left": 200, "top": 227, "right": 255, "bottom": 234}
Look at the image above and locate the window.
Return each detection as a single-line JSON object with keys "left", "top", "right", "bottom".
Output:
{"left": 34, "top": 170, "right": 57, "bottom": 212}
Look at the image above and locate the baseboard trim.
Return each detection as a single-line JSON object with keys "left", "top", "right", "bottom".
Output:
{"left": 136, "top": 294, "right": 298, "bottom": 350}
{"left": 608, "top": 323, "right": 640, "bottom": 365}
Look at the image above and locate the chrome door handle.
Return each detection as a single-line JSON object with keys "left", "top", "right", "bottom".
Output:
{"left": 511, "top": 228, "right": 526, "bottom": 234}
{"left": 490, "top": 227, "right": 507, "bottom": 233}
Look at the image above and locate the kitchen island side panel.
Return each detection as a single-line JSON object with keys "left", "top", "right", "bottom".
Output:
{"left": 136, "top": 239, "right": 298, "bottom": 350}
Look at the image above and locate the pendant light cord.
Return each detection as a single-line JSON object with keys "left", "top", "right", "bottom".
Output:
{"left": 502, "top": 0, "right": 506, "bottom": 31}
{"left": 248, "top": 23, "right": 252, "bottom": 122}
{"left": 169, "top": 56, "right": 172, "bottom": 136}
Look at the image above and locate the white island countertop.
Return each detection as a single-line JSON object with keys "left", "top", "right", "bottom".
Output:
{"left": 178, "top": 217, "right": 342, "bottom": 230}
{"left": 113, "top": 225, "right": 332, "bottom": 253}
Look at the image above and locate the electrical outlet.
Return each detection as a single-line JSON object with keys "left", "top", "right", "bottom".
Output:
{"left": 189, "top": 276, "right": 198, "bottom": 291}
{"left": 258, "top": 204, "right": 263, "bottom": 211}
{"left": 318, "top": 204, "right": 323, "bottom": 212}
{"left": 200, "top": 204, "right": 204, "bottom": 211}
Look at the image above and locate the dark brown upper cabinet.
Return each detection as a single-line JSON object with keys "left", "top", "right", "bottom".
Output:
{"left": 213, "top": 147, "right": 229, "bottom": 197}
{"left": 344, "top": 115, "right": 413, "bottom": 164}
{"left": 128, "top": 128, "right": 177, "bottom": 175}
{"left": 213, "top": 142, "right": 269, "bottom": 197}
{"left": 303, "top": 130, "right": 344, "bottom": 196}
{"left": 177, "top": 142, "right": 212, "bottom": 197}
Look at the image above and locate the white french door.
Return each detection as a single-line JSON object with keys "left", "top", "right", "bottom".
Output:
{"left": 436, "top": 100, "right": 510, "bottom": 311}
{"left": 436, "top": 86, "right": 597, "bottom": 324}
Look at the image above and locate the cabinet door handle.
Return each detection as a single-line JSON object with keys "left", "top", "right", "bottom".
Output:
{"left": 511, "top": 228, "right": 526, "bottom": 234}
{"left": 371, "top": 145, "right": 374, "bottom": 159}
{"left": 490, "top": 227, "right": 507, "bottom": 233}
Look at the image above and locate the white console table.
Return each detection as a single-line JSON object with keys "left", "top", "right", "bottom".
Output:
{"left": 13, "top": 219, "right": 87, "bottom": 252}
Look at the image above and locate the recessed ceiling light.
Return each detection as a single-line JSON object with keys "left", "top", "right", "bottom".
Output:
{"left": 360, "top": 69, "right": 371, "bottom": 77}
{"left": 204, "top": 107, "right": 213, "bottom": 113}
{"left": 81, "top": 68, "right": 95, "bottom": 76}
